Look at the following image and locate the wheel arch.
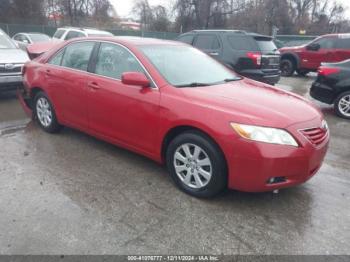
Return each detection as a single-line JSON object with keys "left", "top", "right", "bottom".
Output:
{"left": 161, "top": 125, "right": 228, "bottom": 172}
{"left": 28, "top": 87, "right": 45, "bottom": 109}
{"left": 281, "top": 53, "right": 300, "bottom": 69}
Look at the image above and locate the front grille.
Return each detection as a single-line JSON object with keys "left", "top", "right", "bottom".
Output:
{"left": 301, "top": 127, "right": 328, "bottom": 146}
{"left": 0, "top": 64, "right": 23, "bottom": 75}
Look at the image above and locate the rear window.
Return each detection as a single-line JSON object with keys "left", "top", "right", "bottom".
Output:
{"left": 255, "top": 37, "right": 277, "bottom": 51}
{"left": 178, "top": 34, "right": 194, "bottom": 45}
{"left": 228, "top": 35, "right": 255, "bottom": 50}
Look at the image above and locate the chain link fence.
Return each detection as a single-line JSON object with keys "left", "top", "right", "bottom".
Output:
{"left": 0, "top": 22, "right": 317, "bottom": 45}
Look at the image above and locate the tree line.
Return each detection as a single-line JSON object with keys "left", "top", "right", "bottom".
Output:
{"left": 134, "top": 0, "right": 350, "bottom": 35}
{"left": 0, "top": 0, "right": 349, "bottom": 35}
{"left": 0, "top": 0, "right": 115, "bottom": 27}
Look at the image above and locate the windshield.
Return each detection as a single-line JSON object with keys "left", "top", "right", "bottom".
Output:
{"left": 0, "top": 32, "right": 16, "bottom": 49}
{"left": 29, "top": 34, "right": 50, "bottom": 42}
{"left": 140, "top": 45, "right": 240, "bottom": 87}
{"left": 53, "top": 29, "right": 65, "bottom": 39}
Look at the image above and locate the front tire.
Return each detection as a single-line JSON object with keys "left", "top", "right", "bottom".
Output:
{"left": 335, "top": 91, "right": 350, "bottom": 119}
{"left": 280, "top": 59, "right": 295, "bottom": 77}
{"left": 34, "top": 91, "right": 62, "bottom": 133}
{"left": 166, "top": 131, "right": 227, "bottom": 198}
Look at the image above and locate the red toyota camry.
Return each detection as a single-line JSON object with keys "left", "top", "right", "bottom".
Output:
{"left": 19, "top": 37, "right": 329, "bottom": 198}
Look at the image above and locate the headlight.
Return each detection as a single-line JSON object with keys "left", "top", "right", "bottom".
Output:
{"left": 231, "top": 123, "right": 298, "bottom": 147}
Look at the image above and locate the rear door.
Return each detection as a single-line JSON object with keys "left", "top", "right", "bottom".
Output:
{"left": 193, "top": 34, "right": 222, "bottom": 59}
{"left": 45, "top": 41, "right": 96, "bottom": 129}
{"left": 334, "top": 36, "right": 350, "bottom": 62}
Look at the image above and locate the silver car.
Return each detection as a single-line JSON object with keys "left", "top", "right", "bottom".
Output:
{"left": 12, "top": 32, "right": 51, "bottom": 51}
{"left": 0, "top": 29, "right": 29, "bottom": 92}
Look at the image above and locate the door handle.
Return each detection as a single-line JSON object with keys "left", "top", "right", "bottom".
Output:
{"left": 88, "top": 82, "right": 100, "bottom": 90}
{"left": 45, "top": 69, "right": 52, "bottom": 76}
{"left": 209, "top": 52, "right": 219, "bottom": 56}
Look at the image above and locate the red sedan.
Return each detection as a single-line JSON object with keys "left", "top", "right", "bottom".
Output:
{"left": 19, "top": 37, "right": 329, "bottom": 198}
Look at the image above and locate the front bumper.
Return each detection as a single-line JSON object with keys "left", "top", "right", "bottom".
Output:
{"left": 0, "top": 75, "right": 23, "bottom": 91}
{"left": 227, "top": 119, "right": 329, "bottom": 192}
{"left": 17, "top": 86, "right": 33, "bottom": 117}
{"left": 310, "top": 81, "right": 336, "bottom": 104}
{"left": 240, "top": 69, "right": 281, "bottom": 85}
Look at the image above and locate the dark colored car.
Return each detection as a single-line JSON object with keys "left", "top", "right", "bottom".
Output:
{"left": 311, "top": 60, "right": 350, "bottom": 119}
{"left": 280, "top": 34, "right": 350, "bottom": 77}
{"left": 177, "top": 30, "right": 281, "bottom": 85}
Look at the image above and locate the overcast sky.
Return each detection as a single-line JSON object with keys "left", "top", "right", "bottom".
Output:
{"left": 110, "top": 0, "right": 350, "bottom": 19}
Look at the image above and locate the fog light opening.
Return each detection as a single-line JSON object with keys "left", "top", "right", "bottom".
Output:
{"left": 267, "top": 176, "right": 286, "bottom": 185}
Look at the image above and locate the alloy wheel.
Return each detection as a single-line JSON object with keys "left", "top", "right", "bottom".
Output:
{"left": 338, "top": 95, "right": 350, "bottom": 117}
{"left": 173, "top": 143, "right": 212, "bottom": 189}
{"left": 36, "top": 97, "right": 53, "bottom": 127}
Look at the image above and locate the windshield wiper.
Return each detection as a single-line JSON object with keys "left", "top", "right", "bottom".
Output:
{"left": 223, "top": 78, "right": 241, "bottom": 82}
{"left": 175, "top": 82, "right": 211, "bottom": 88}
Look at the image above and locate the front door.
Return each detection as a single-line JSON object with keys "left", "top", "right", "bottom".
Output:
{"left": 86, "top": 42, "right": 161, "bottom": 154}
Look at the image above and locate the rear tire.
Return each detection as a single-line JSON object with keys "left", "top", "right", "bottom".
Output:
{"left": 280, "top": 59, "right": 295, "bottom": 77}
{"left": 166, "top": 131, "right": 227, "bottom": 198}
{"left": 335, "top": 91, "right": 350, "bottom": 119}
{"left": 34, "top": 91, "right": 63, "bottom": 133}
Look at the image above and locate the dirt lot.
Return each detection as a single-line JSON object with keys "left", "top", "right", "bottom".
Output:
{"left": 0, "top": 75, "right": 349, "bottom": 255}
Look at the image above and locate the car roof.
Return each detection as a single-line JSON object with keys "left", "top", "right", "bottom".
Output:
{"left": 68, "top": 36, "right": 185, "bottom": 47}
{"left": 58, "top": 27, "right": 112, "bottom": 35}
{"left": 186, "top": 29, "right": 272, "bottom": 39}
{"left": 82, "top": 36, "right": 186, "bottom": 46}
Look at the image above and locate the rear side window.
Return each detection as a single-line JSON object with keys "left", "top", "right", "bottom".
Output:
{"left": 255, "top": 37, "right": 277, "bottom": 51}
{"left": 228, "top": 35, "right": 255, "bottom": 50}
{"left": 336, "top": 37, "right": 350, "bottom": 49}
{"left": 65, "top": 31, "right": 85, "bottom": 40}
{"left": 53, "top": 29, "right": 65, "bottom": 39}
{"left": 194, "top": 35, "right": 220, "bottom": 50}
{"left": 61, "top": 42, "right": 95, "bottom": 71}
{"left": 178, "top": 34, "right": 194, "bottom": 45}
{"left": 94, "top": 43, "right": 144, "bottom": 80}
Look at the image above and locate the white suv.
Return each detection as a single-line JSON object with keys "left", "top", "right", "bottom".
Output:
{"left": 52, "top": 27, "right": 113, "bottom": 41}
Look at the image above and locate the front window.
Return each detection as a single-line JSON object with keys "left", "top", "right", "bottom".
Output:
{"left": 94, "top": 43, "right": 144, "bottom": 80}
{"left": 140, "top": 45, "right": 240, "bottom": 87}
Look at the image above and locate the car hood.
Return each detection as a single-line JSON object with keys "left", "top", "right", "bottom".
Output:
{"left": 0, "top": 48, "right": 29, "bottom": 64}
{"left": 27, "top": 40, "right": 61, "bottom": 55}
{"left": 180, "top": 79, "right": 321, "bottom": 128}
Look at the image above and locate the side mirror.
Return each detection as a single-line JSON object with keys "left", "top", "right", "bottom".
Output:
{"left": 306, "top": 43, "right": 320, "bottom": 51}
{"left": 122, "top": 72, "right": 150, "bottom": 88}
